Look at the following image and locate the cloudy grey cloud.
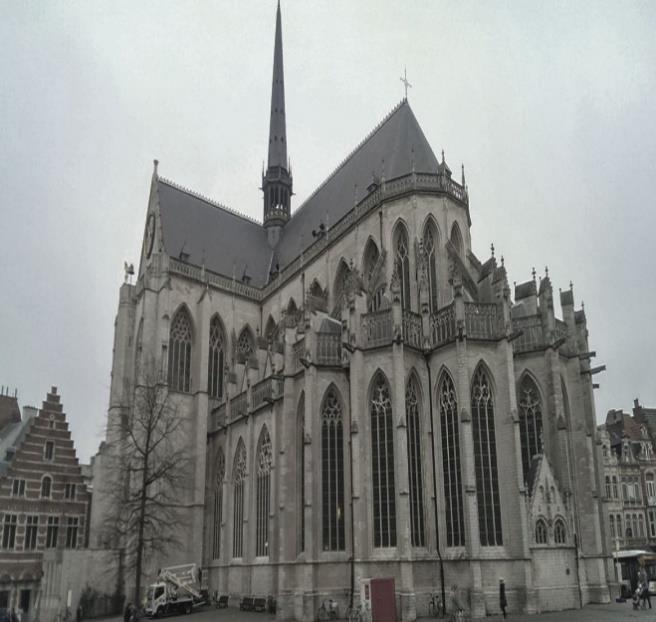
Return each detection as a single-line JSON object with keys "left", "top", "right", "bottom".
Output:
{"left": 1, "top": 1, "right": 655, "bottom": 461}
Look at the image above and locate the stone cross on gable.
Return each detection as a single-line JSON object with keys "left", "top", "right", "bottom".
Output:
{"left": 400, "top": 67, "right": 412, "bottom": 100}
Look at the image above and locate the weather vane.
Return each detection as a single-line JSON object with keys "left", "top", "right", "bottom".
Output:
{"left": 400, "top": 67, "right": 412, "bottom": 100}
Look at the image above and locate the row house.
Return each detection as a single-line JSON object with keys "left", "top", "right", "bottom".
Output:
{"left": 0, "top": 387, "right": 90, "bottom": 619}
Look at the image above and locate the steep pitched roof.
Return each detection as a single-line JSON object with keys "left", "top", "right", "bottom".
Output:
{"left": 156, "top": 100, "right": 439, "bottom": 287}
{"left": 0, "top": 394, "right": 20, "bottom": 433}
{"left": 277, "top": 100, "right": 439, "bottom": 267}
{"left": 157, "top": 180, "right": 272, "bottom": 287}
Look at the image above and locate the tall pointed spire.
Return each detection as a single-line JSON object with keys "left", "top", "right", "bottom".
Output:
{"left": 262, "top": 0, "right": 293, "bottom": 241}
{"left": 268, "top": 0, "right": 287, "bottom": 170}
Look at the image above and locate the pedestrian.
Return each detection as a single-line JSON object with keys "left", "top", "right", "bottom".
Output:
{"left": 76, "top": 604, "right": 83, "bottom": 622}
{"left": 639, "top": 565, "right": 652, "bottom": 609}
{"left": 123, "top": 602, "right": 132, "bottom": 622}
{"left": 499, "top": 578, "right": 507, "bottom": 619}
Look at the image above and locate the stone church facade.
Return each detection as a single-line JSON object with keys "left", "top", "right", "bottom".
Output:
{"left": 90, "top": 4, "right": 611, "bottom": 619}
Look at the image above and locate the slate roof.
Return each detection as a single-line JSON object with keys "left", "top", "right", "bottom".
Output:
{"left": 156, "top": 100, "right": 440, "bottom": 287}
{"left": 0, "top": 394, "right": 20, "bottom": 433}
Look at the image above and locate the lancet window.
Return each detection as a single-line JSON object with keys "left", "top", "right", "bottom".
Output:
{"left": 297, "top": 394, "right": 305, "bottom": 553}
{"left": 450, "top": 222, "right": 464, "bottom": 256}
{"left": 535, "top": 519, "right": 547, "bottom": 544}
{"left": 256, "top": 426, "right": 272, "bottom": 557}
{"left": 371, "top": 373, "right": 396, "bottom": 548}
{"left": 423, "top": 223, "right": 439, "bottom": 313}
{"left": 168, "top": 307, "right": 193, "bottom": 393}
{"left": 518, "top": 375, "right": 543, "bottom": 483}
{"left": 405, "top": 375, "right": 425, "bottom": 547}
{"left": 439, "top": 371, "right": 465, "bottom": 547}
{"left": 472, "top": 365, "right": 503, "bottom": 546}
{"left": 208, "top": 316, "right": 225, "bottom": 399}
{"left": 237, "top": 327, "right": 254, "bottom": 363}
{"left": 332, "top": 260, "right": 351, "bottom": 316}
{"left": 212, "top": 450, "right": 225, "bottom": 559}
{"left": 232, "top": 440, "right": 247, "bottom": 557}
{"left": 321, "top": 386, "right": 345, "bottom": 551}
{"left": 554, "top": 518, "right": 567, "bottom": 544}
{"left": 394, "top": 225, "right": 411, "bottom": 310}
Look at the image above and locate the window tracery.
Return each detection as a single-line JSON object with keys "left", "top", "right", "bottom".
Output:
{"left": 554, "top": 518, "right": 567, "bottom": 544}
{"left": 321, "top": 386, "right": 345, "bottom": 551}
{"left": 232, "top": 440, "right": 247, "bottom": 557}
{"left": 208, "top": 316, "right": 225, "bottom": 399}
{"left": 256, "top": 427, "right": 272, "bottom": 557}
{"left": 371, "top": 373, "right": 396, "bottom": 548}
{"left": 535, "top": 519, "right": 547, "bottom": 544}
{"left": 212, "top": 449, "right": 225, "bottom": 559}
{"left": 518, "top": 375, "right": 543, "bottom": 482}
{"left": 168, "top": 307, "right": 193, "bottom": 392}
{"left": 423, "top": 224, "right": 439, "bottom": 313}
{"left": 405, "top": 376, "right": 425, "bottom": 547}
{"left": 394, "top": 226, "right": 411, "bottom": 310}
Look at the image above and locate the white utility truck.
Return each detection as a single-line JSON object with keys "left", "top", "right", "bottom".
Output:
{"left": 144, "top": 564, "right": 205, "bottom": 618}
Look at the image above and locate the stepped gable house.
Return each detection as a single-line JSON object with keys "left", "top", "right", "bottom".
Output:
{"left": 0, "top": 387, "right": 90, "bottom": 617}
{"left": 90, "top": 4, "right": 612, "bottom": 619}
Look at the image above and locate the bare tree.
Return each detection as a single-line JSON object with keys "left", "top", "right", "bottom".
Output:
{"left": 103, "top": 369, "right": 191, "bottom": 602}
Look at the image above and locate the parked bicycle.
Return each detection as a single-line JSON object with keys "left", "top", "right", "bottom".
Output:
{"left": 428, "top": 593, "right": 445, "bottom": 618}
{"left": 317, "top": 599, "right": 339, "bottom": 621}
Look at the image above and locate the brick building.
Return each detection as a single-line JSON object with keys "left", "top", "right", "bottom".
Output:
{"left": 89, "top": 4, "right": 611, "bottom": 618}
{"left": 0, "top": 387, "right": 90, "bottom": 619}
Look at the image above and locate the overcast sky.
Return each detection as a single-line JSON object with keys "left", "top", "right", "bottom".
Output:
{"left": 1, "top": 1, "right": 655, "bottom": 462}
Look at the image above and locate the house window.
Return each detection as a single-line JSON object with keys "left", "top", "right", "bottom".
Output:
{"left": 518, "top": 375, "right": 543, "bottom": 483}
{"left": 232, "top": 440, "right": 246, "bottom": 558}
{"left": 212, "top": 450, "right": 225, "bottom": 560}
{"left": 208, "top": 315, "right": 225, "bottom": 399}
{"left": 439, "top": 371, "right": 465, "bottom": 547}
{"left": 639, "top": 514, "right": 645, "bottom": 538}
{"left": 647, "top": 473, "right": 656, "bottom": 498}
{"left": 605, "top": 476, "right": 611, "bottom": 499}
{"left": 648, "top": 510, "right": 656, "bottom": 538}
{"left": 472, "top": 365, "right": 503, "bottom": 546}
{"left": 2, "top": 514, "right": 17, "bottom": 549}
{"left": 64, "top": 483, "right": 76, "bottom": 500}
{"left": 321, "top": 386, "right": 345, "bottom": 551}
{"left": 405, "top": 376, "right": 425, "bottom": 547}
{"left": 46, "top": 516, "right": 59, "bottom": 548}
{"left": 25, "top": 515, "right": 39, "bottom": 550}
{"left": 554, "top": 518, "right": 567, "bottom": 544}
{"left": 535, "top": 519, "right": 547, "bottom": 544}
{"left": 44, "top": 441, "right": 55, "bottom": 462}
{"left": 65, "top": 517, "right": 79, "bottom": 548}
{"left": 12, "top": 479, "right": 25, "bottom": 498}
{"left": 370, "top": 372, "right": 396, "bottom": 548}
{"left": 612, "top": 476, "right": 618, "bottom": 499}
{"left": 41, "top": 476, "right": 52, "bottom": 499}
{"left": 610, "top": 514, "right": 615, "bottom": 538}
{"left": 255, "top": 426, "right": 272, "bottom": 557}
{"left": 168, "top": 307, "right": 193, "bottom": 393}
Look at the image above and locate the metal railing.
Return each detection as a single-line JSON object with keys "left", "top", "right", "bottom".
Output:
{"left": 361, "top": 309, "right": 393, "bottom": 348}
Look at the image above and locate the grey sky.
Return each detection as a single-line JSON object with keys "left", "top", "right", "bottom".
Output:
{"left": 1, "top": 1, "right": 655, "bottom": 462}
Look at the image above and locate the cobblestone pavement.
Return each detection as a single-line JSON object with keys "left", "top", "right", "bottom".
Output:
{"left": 104, "top": 601, "right": 656, "bottom": 622}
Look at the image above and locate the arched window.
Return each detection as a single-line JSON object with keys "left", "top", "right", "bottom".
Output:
{"left": 535, "top": 519, "right": 547, "bottom": 544}
{"left": 394, "top": 224, "right": 411, "bottom": 310}
{"left": 321, "top": 386, "right": 345, "bottom": 551}
{"left": 518, "top": 375, "right": 543, "bottom": 483}
{"left": 472, "top": 365, "right": 503, "bottom": 546}
{"left": 554, "top": 518, "right": 567, "bottom": 544}
{"left": 405, "top": 375, "right": 425, "bottom": 547}
{"left": 286, "top": 299, "right": 300, "bottom": 328}
{"left": 423, "top": 221, "right": 439, "bottom": 314}
{"left": 605, "top": 476, "right": 611, "bottom": 499}
{"left": 371, "top": 373, "right": 396, "bottom": 547}
{"left": 237, "top": 327, "right": 254, "bottom": 363}
{"left": 610, "top": 514, "right": 615, "bottom": 538}
{"left": 264, "top": 316, "right": 277, "bottom": 343}
{"left": 450, "top": 222, "right": 464, "bottom": 256}
{"left": 439, "top": 371, "right": 465, "bottom": 547}
{"left": 232, "top": 440, "right": 246, "bottom": 557}
{"left": 256, "top": 426, "right": 272, "bottom": 557}
{"left": 212, "top": 449, "right": 225, "bottom": 559}
{"left": 612, "top": 476, "right": 618, "bottom": 499}
{"left": 168, "top": 307, "right": 193, "bottom": 392}
{"left": 208, "top": 315, "right": 225, "bottom": 399}
{"left": 363, "top": 239, "right": 383, "bottom": 312}
{"left": 41, "top": 475, "right": 52, "bottom": 499}
{"left": 333, "top": 260, "right": 352, "bottom": 315}
{"left": 297, "top": 393, "right": 305, "bottom": 554}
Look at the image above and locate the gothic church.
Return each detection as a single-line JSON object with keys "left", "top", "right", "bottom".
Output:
{"left": 91, "top": 4, "right": 612, "bottom": 619}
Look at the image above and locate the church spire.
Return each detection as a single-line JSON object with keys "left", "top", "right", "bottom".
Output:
{"left": 262, "top": 0, "right": 292, "bottom": 239}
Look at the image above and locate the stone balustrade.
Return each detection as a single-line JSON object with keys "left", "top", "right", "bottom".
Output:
{"left": 464, "top": 301, "right": 502, "bottom": 340}
{"left": 430, "top": 303, "right": 456, "bottom": 348}
{"left": 511, "top": 315, "right": 571, "bottom": 354}
{"left": 316, "top": 332, "right": 341, "bottom": 365}
{"left": 402, "top": 310, "right": 423, "bottom": 349}
{"left": 361, "top": 309, "right": 393, "bottom": 348}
